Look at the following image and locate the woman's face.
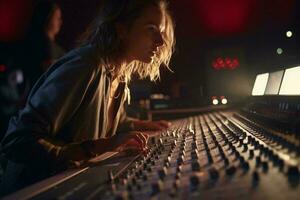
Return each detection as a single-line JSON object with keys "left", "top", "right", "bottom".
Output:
{"left": 47, "top": 7, "right": 63, "bottom": 36}
{"left": 121, "top": 5, "right": 165, "bottom": 63}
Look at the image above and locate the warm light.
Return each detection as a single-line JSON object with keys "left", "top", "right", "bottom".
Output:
{"left": 277, "top": 48, "right": 283, "bottom": 55}
{"left": 252, "top": 73, "right": 269, "bottom": 96}
{"left": 279, "top": 66, "right": 300, "bottom": 95}
{"left": 212, "top": 99, "right": 219, "bottom": 105}
{"left": 265, "top": 70, "right": 284, "bottom": 95}
{"left": 286, "top": 31, "right": 293, "bottom": 38}
{"left": 212, "top": 57, "right": 239, "bottom": 70}
{"left": 221, "top": 98, "right": 228, "bottom": 104}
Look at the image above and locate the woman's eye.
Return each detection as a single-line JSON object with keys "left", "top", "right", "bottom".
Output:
{"left": 147, "top": 25, "right": 159, "bottom": 32}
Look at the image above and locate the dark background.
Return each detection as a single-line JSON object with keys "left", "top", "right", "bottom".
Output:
{"left": 1, "top": 0, "right": 300, "bottom": 105}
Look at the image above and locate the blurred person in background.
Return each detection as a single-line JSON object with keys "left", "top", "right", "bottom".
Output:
{"left": 18, "top": 0, "right": 65, "bottom": 96}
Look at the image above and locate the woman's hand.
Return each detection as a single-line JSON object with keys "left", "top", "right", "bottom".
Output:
{"left": 56, "top": 131, "right": 149, "bottom": 169}
{"left": 110, "top": 131, "right": 149, "bottom": 153}
{"left": 132, "top": 120, "right": 171, "bottom": 131}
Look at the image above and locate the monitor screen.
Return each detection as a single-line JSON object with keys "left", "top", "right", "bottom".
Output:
{"left": 252, "top": 73, "right": 269, "bottom": 96}
{"left": 264, "top": 70, "right": 284, "bottom": 95}
{"left": 279, "top": 66, "right": 300, "bottom": 95}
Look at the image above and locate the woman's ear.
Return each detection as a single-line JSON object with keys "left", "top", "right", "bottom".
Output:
{"left": 116, "top": 23, "right": 127, "bottom": 40}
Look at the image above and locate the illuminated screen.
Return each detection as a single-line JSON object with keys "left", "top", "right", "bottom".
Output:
{"left": 279, "top": 66, "right": 300, "bottom": 95}
{"left": 252, "top": 73, "right": 269, "bottom": 96}
{"left": 264, "top": 70, "right": 284, "bottom": 95}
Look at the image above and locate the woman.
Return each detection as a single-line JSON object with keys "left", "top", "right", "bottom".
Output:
{"left": 45, "top": 1, "right": 65, "bottom": 65}
{"left": 20, "top": 0, "right": 65, "bottom": 89}
{"left": 0, "top": 0, "right": 175, "bottom": 196}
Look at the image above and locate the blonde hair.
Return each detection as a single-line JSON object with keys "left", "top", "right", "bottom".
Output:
{"left": 79, "top": 0, "right": 175, "bottom": 84}
{"left": 116, "top": 2, "right": 175, "bottom": 83}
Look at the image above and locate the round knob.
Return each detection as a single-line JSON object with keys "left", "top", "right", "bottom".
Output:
{"left": 242, "top": 144, "right": 248, "bottom": 152}
{"left": 249, "top": 150, "right": 254, "bottom": 159}
{"left": 191, "top": 150, "right": 198, "bottom": 160}
{"left": 287, "top": 166, "right": 300, "bottom": 177}
{"left": 176, "top": 165, "right": 182, "bottom": 173}
{"left": 158, "top": 168, "right": 167, "bottom": 180}
{"left": 252, "top": 171, "right": 259, "bottom": 187}
{"left": 262, "top": 161, "right": 269, "bottom": 173}
{"left": 255, "top": 156, "right": 261, "bottom": 167}
{"left": 226, "top": 166, "right": 236, "bottom": 176}
{"left": 209, "top": 167, "right": 219, "bottom": 180}
{"left": 241, "top": 161, "right": 250, "bottom": 171}
{"left": 191, "top": 160, "right": 201, "bottom": 172}
{"left": 207, "top": 153, "right": 213, "bottom": 164}
{"left": 177, "top": 156, "right": 184, "bottom": 165}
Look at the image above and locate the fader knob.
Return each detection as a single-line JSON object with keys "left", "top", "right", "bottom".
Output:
{"left": 247, "top": 136, "right": 252, "bottom": 144}
{"left": 242, "top": 144, "right": 248, "bottom": 152}
{"left": 158, "top": 168, "right": 167, "bottom": 180}
{"left": 191, "top": 150, "right": 198, "bottom": 159}
{"left": 262, "top": 161, "right": 269, "bottom": 173}
{"left": 252, "top": 171, "right": 260, "bottom": 186}
{"left": 209, "top": 167, "right": 219, "bottom": 180}
{"left": 255, "top": 156, "right": 261, "bottom": 167}
{"left": 207, "top": 153, "right": 213, "bottom": 164}
{"left": 191, "top": 161, "right": 201, "bottom": 172}
{"left": 241, "top": 161, "right": 250, "bottom": 171}
{"left": 249, "top": 150, "right": 254, "bottom": 159}
{"left": 238, "top": 139, "right": 243, "bottom": 147}
{"left": 176, "top": 165, "right": 182, "bottom": 173}
{"left": 226, "top": 166, "right": 236, "bottom": 176}
{"left": 277, "top": 159, "right": 284, "bottom": 171}
{"left": 238, "top": 156, "right": 245, "bottom": 165}
{"left": 287, "top": 166, "right": 300, "bottom": 178}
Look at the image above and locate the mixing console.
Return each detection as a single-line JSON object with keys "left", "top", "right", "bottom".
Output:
{"left": 27, "top": 110, "right": 300, "bottom": 200}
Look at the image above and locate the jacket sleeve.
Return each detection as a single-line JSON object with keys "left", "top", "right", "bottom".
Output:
{"left": 116, "top": 104, "right": 138, "bottom": 133}
{"left": 1, "top": 54, "right": 100, "bottom": 169}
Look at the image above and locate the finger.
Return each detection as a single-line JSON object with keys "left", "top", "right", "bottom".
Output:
{"left": 143, "top": 133, "right": 149, "bottom": 141}
{"left": 132, "top": 132, "right": 147, "bottom": 148}
{"left": 129, "top": 135, "right": 145, "bottom": 149}
{"left": 137, "top": 132, "right": 148, "bottom": 145}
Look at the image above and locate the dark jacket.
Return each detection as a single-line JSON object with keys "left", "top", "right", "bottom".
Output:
{"left": 0, "top": 45, "right": 134, "bottom": 196}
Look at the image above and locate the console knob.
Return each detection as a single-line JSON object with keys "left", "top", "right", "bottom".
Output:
{"left": 249, "top": 150, "right": 254, "bottom": 159}
{"left": 262, "top": 161, "right": 269, "bottom": 173}
{"left": 252, "top": 171, "right": 260, "bottom": 187}
{"left": 158, "top": 168, "right": 167, "bottom": 180}
{"left": 287, "top": 166, "right": 300, "bottom": 178}
{"left": 209, "top": 167, "right": 219, "bottom": 180}
{"left": 242, "top": 144, "right": 248, "bottom": 152}
{"left": 190, "top": 175, "right": 200, "bottom": 187}
{"left": 255, "top": 156, "right": 261, "bottom": 167}
{"left": 191, "top": 160, "right": 201, "bottom": 172}
{"left": 226, "top": 166, "right": 236, "bottom": 176}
